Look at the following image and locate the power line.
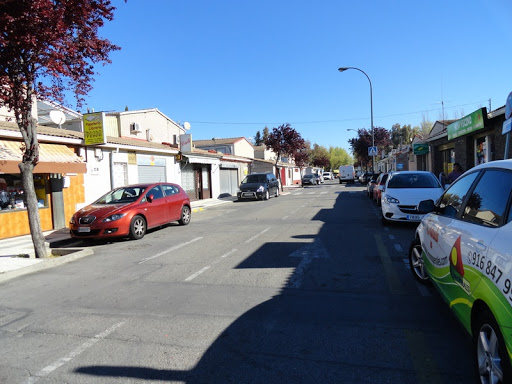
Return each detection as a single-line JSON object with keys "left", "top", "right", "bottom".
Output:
{"left": 184, "top": 100, "right": 490, "bottom": 126}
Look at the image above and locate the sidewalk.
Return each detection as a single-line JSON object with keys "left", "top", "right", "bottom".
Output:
{"left": 0, "top": 193, "right": 262, "bottom": 281}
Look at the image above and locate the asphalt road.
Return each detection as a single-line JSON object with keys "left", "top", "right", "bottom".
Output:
{"left": 0, "top": 180, "right": 476, "bottom": 383}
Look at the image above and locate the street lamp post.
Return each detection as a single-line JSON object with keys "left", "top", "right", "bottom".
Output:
{"left": 338, "top": 67, "right": 375, "bottom": 172}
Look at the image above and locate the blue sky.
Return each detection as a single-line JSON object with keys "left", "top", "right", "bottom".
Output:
{"left": 83, "top": 0, "right": 512, "bottom": 152}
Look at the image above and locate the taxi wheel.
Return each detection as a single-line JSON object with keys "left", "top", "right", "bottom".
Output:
{"left": 178, "top": 205, "right": 191, "bottom": 226}
{"left": 473, "top": 310, "right": 511, "bottom": 384}
{"left": 408, "top": 239, "right": 429, "bottom": 284}
{"left": 129, "top": 215, "right": 146, "bottom": 240}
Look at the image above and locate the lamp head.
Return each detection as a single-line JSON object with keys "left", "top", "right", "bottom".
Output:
{"left": 338, "top": 67, "right": 349, "bottom": 72}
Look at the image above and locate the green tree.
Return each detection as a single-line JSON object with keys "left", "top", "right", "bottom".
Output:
{"left": 262, "top": 126, "right": 270, "bottom": 143}
{"left": 311, "top": 144, "right": 330, "bottom": 169}
{"left": 253, "top": 130, "right": 263, "bottom": 146}
{"left": 329, "top": 147, "right": 352, "bottom": 170}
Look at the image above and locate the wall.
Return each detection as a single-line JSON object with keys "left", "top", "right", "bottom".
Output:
{"left": 117, "top": 110, "right": 184, "bottom": 144}
{"left": 233, "top": 140, "right": 255, "bottom": 158}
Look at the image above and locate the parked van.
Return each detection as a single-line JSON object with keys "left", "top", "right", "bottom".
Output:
{"left": 338, "top": 165, "right": 355, "bottom": 183}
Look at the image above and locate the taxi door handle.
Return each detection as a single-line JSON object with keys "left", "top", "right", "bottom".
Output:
{"left": 475, "top": 241, "right": 486, "bottom": 252}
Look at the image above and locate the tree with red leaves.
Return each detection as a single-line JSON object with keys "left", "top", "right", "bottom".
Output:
{"left": 265, "top": 123, "right": 306, "bottom": 191}
{"left": 292, "top": 143, "right": 311, "bottom": 187}
{"left": 0, "top": 0, "right": 122, "bottom": 257}
{"left": 348, "top": 127, "right": 391, "bottom": 171}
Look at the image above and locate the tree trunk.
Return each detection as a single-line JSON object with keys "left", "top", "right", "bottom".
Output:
{"left": 16, "top": 93, "right": 50, "bottom": 259}
{"left": 276, "top": 166, "right": 284, "bottom": 192}
{"left": 18, "top": 161, "right": 49, "bottom": 258}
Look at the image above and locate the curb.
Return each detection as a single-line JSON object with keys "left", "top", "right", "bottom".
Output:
{"left": 0, "top": 248, "right": 94, "bottom": 284}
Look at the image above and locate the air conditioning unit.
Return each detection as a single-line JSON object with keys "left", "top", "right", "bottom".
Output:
{"left": 130, "top": 122, "right": 141, "bottom": 132}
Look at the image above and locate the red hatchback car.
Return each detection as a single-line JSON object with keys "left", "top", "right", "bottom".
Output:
{"left": 70, "top": 182, "right": 191, "bottom": 240}
{"left": 372, "top": 172, "right": 389, "bottom": 206}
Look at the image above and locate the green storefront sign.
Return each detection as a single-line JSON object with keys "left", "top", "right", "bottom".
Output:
{"left": 447, "top": 108, "right": 486, "bottom": 140}
{"left": 413, "top": 143, "right": 429, "bottom": 155}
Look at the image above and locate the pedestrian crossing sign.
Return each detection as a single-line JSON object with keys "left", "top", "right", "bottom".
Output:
{"left": 368, "top": 146, "right": 378, "bottom": 156}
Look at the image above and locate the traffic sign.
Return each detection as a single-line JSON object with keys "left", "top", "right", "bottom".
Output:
{"left": 368, "top": 146, "right": 378, "bottom": 156}
{"left": 503, "top": 118, "right": 512, "bottom": 135}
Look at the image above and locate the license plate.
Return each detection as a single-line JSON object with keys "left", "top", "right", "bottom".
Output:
{"left": 406, "top": 215, "right": 421, "bottom": 221}
{"left": 78, "top": 227, "right": 91, "bottom": 233}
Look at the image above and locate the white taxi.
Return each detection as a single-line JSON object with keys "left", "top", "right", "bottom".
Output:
{"left": 408, "top": 160, "right": 512, "bottom": 383}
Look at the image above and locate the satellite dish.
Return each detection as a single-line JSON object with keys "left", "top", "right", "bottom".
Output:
{"left": 183, "top": 121, "right": 191, "bottom": 130}
{"left": 49, "top": 110, "right": 66, "bottom": 126}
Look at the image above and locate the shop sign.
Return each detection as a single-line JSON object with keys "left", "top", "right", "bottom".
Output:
{"left": 180, "top": 134, "right": 192, "bottom": 152}
{"left": 83, "top": 112, "right": 107, "bottom": 145}
{"left": 413, "top": 143, "right": 430, "bottom": 155}
{"left": 447, "top": 108, "right": 486, "bottom": 140}
{"left": 127, "top": 151, "right": 137, "bottom": 165}
{"left": 137, "top": 155, "right": 166, "bottom": 166}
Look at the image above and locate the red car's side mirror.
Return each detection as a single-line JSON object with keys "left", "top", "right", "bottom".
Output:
{"left": 147, "top": 194, "right": 154, "bottom": 203}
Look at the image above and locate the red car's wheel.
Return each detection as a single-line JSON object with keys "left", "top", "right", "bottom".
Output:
{"left": 129, "top": 215, "right": 146, "bottom": 240}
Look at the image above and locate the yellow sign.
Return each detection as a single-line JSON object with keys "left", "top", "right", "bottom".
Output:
{"left": 83, "top": 112, "right": 106, "bottom": 145}
{"left": 127, "top": 152, "right": 137, "bottom": 165}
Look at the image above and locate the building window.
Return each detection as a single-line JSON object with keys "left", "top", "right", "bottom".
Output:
{"left": 0, "top": 174, "right": 48, "bottom": 211}
{"left": 475, "top": 136, "right": 488, "bottom": 165}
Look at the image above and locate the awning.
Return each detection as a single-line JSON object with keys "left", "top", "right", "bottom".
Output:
{"left": 183, "top": 154, "right": 220, "bottom": 165}
{"left": 0, "top": 140, "right": 86, "bottom": 173}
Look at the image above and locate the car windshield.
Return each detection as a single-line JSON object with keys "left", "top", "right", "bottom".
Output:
{"left": 387, "top": 173, "right": 440, "bottom": 189}
{"left": 95, "top": 186, "right": 146, "bottom": 204}
{"left": 242, "top": 175, "right": 266, "bottom": 183}
{"left": 304, "top": 174, "right": 314, "bottom": 178}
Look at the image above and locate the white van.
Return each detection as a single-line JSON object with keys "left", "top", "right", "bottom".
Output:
{"left": 338, "top": 165, "right": 355, "bottom": 183}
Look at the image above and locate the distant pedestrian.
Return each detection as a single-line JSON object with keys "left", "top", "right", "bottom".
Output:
{"left": 447, "top": 163, "right": 463, "bottom": 183}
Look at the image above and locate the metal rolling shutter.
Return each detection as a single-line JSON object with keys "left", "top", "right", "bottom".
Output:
{"left": 137, "top": 165, "right": 166, "bottom": 183}
{"left": 220, "top": 168, "right": 238, "bottom": 196}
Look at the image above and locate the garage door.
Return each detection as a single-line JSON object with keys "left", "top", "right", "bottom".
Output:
{"left": 137, "top": 165, "right": 166, "bottom": 183}
{"left": 219, "top": 168, "right": 238, "bottom": 197}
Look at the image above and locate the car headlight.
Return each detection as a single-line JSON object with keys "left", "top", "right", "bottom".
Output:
{"left": 384, "top": 195, "right": 400, "bottom": 204}
{"left": 69, "top": 216, "right": 76, "bottom": 224}
{"left": 102, "top": 213, "right": 126, "bottom": 222}
{"left": 257, "top": 186, "right": 264, "bottom": 192}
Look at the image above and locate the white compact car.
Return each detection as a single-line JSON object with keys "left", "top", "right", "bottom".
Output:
{"left": 381, "top": 171, "right": 443, "bottom": 223}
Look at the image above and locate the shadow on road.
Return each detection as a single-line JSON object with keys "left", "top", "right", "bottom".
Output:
{"left": 74, "top": 190, "right": 474, "bottom": 383}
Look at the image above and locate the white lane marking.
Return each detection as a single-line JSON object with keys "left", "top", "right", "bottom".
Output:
{"left": 184, "top": 266, "right": 210, "bottom": 282}
{"left": 320, "top": 191, "right": 328, "bottom": 194}
{"left": 26, "top": 322, "right": 125, "bottom": 384}
{"left": 289, "top": 238, "right": 329, "bottom": 289}
{"left": 389, "top": 235, "right": 395, "bottom": 240}
{"left": 294, "top": 192, "right": 303, "bottom": 195}
{"left": 282, "top": 216, "right": 289, "bottom": 220}
{"left": 139, "top": 237, "right": 203, "bottom": 264}
{"left": 245, "top": 227, "right": 270, "bottom": 244}
{"left": 220, "top": 248, "right": 238, "bottom": 258}
{"left": 185, "top": 249, "right": 237, "bottom": 281}
{"left": 394, "top": 244, "right": 403, "bottom": 252}
{"left": 307, "top": 191, "right": 315, "bottom": 195}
